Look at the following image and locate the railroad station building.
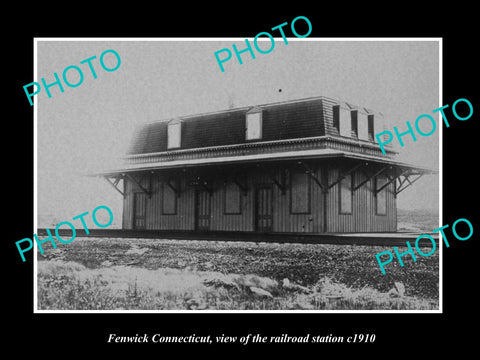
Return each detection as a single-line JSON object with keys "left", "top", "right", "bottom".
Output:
{"left": 101, "top": 95, "right": 434, "bottom": 234}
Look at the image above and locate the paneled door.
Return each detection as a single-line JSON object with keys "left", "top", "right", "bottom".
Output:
{"left": 255, "top": 186, "right": 273, "bottom": 232}
{"left": 133, "top": 192, "right": 146, "bottom": 229}
{"left": 195, "top": 189, "right": 211, "bottom": 230}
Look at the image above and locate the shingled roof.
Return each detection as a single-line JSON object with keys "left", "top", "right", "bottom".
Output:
{"left": 126, "top": 96, "right": 380, "bottom": 155}
{"left": 92, "top": 96, "right": 436, "bottom": 182}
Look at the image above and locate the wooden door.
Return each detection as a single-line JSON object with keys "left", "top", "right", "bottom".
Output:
{"left": 133, "top": 192, "right": 146, "bottom": 229}
{"left": 255, "top": 186, "right": 273, "bottom": 232}
{"left": 195, "top": 190, "right": 211, "bottom": 230}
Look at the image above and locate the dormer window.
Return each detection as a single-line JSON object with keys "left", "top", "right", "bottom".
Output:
{"left": 333, "top": 105, "right": 352, "bottom": 137}
{"left": 368, "top": 114, "right": 375, "bottom": 141}
{"left": 246, "top": 108, "right": 262, "bottom": 140}
{"left": 351, "top": 111, "right": 358, "bottom": 137}
{"left": 357, "top": 110, "right": 369, "bottom": 141}
{"left": 167, "top": 119, "right": 182, "bottom": 149}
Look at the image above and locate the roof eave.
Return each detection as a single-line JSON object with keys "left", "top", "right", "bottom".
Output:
{"left": 92, "top": 149, "right": 436, "bottom": 177}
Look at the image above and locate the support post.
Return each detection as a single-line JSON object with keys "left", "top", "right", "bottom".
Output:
{"left": 104, "top": 176, "right": 124, "bottom": 196}
{"left": 125, "top": 173, "right": 151, "bottom": 198}
{"left": 328, "top": 162, "right": 364, "bottom": 190}
{"left": 270, "top": 169, "right": 287, "bottom": 195}
{"left": 167, "top": 178, "right": 181, "bottom": 197}
{"left": 297, "top": 161, "right": 326, "bottom": 192}
{"left": 353, "top": 166, "right": 388, "bottom": 192}
{"left": 397, "top": 176, "right": 409, "bottom": 190}
{"left": 396, "top": 174, "right": 424, "bottom": 195}
{"left": 376, "top": 168, "right": 410, "bottom": 194}
{"left": 233, "top": 173, "right": 248, "bottom": 196}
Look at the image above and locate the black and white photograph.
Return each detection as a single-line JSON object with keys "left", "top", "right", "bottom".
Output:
{"left": 6, "top": 8, "right": 478, "bottom": 354}
{"left": 34, "top": 39, "right": 440, "bottom": 312}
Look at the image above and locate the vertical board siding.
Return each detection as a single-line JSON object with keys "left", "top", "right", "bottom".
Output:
{"left": 327, "top": 166, "right": 355, "bottom": 232}
{"left": 121, "top": 96, "right": 398, "bottom": 234}
{"left": 153, "top": 175, "right": 193, "bottom": 230}
{"left": 210, "top": 174, "right": 253, "bottom": 232}
{"left": 123, "top": 161, "right": 396, "bottom": 233}
{"left": 324, "top": 165, "right": 397, "bottom": 233}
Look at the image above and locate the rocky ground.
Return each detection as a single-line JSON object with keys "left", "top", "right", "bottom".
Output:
{"left": 36, "top": 237, "right": 439, "bottom": 310}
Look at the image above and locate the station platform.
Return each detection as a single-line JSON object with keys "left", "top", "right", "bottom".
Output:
{"left": 37, "top": 228, "right": 439, "bottom": 247}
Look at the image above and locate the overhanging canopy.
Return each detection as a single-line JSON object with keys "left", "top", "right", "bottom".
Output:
{"left": 95, "top": 148, "right": 436, "bottom": 177}
{"left": 92, "top": 148, "right": 436, "bottom": 198}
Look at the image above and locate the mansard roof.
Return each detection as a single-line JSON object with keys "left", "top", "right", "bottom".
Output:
{"left": 126, "top": 95, "right": 386, "bottom": 156}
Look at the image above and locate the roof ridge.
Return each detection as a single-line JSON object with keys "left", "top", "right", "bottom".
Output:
{"left": 139, "top": 94, "right": 336, "bottom": 126}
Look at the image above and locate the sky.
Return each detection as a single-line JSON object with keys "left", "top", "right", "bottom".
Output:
{"left": 36, "top": 39, "right": 440, "bottom": 227}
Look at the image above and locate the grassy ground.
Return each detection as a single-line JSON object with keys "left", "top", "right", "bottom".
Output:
{"left": 397, "top": 208, "right": 440, "bottom": 232}
{"left": 37, "top": 236, "right": 439, "bottom": 311}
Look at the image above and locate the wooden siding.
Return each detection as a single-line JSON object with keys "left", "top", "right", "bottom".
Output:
{"left": 324, "top": 165, "right": 396, "bottom": 232}
{"left": 118, "top": 96, "right": 404, "bottom": 235}
{"left": 122, "top": 160, "right": 396, "bottom": 233}
{"left": 123, "top": 174, "right": 194, "bottom": 231}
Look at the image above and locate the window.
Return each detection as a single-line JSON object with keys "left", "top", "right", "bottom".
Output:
{"left": 368, "top": 115, "right": 375, "bottom": 141}
{"left": 357, "top": 111, "right": 369, "bottom": 141}
{"left": 290, "top": 171, "right": 310, "bottom": 214}
{"left": 246, "top": 111, "right": 262, "bottom": 140}
{"left": 340, "top": 108, "right": 352, "bottom": 137}
{"left": 333, "top": 105, "right": 352, "bottom": 137}
{"left": 333, "top": 105, "right": 340, "bottom": 131}
{"left": 375, "top": 176, "right": 387, "bottom": 215}
{"left": 167, "top": 120, "right": 181, "bottom": 149}
{"left": 224, "top": 181, "right": 242, "bottom": 214}
{"left": 162, "top": 182, "right": 177, "bottom": 214}
{"left": 339, "top": 173, "right": 353, "bottom": 214}
{"left": 351, "top": 111, "right": 358, "bottom": 138}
